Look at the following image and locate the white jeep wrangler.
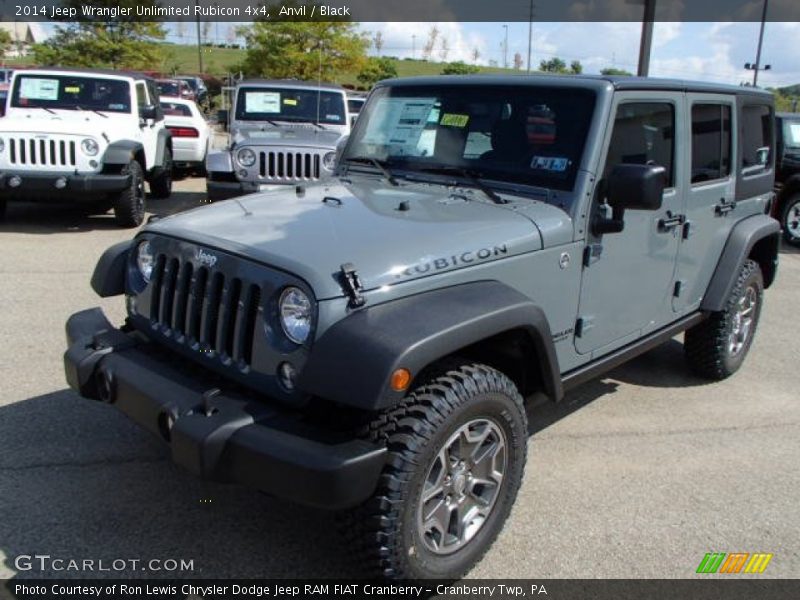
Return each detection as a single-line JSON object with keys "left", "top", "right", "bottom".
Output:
{"left": 0, "top": 68, "right": 173, "bottom": 227}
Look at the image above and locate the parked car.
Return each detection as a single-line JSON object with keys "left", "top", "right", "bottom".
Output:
{"left": 774, "top": 112, "right": 800, "bottom": 246}
{"left": 156, "top": 78, "right": 194, "bottom": 101}
{"left": 0, "top": 67, "right": 173, "bottom": 226}
{"left": 160, "top": 97, "right": 211, "bottom": 174}
{"left": 65, "top": 75, "right": 780, "bottom": 579}
{"left": 175, "top": 75, "right": 209, "bottom": 106}
{"left": 206, "top": 79, "right": 351, "bottom": 200}
{"left": 346, "top": 93, "right": 366, "bottom": 127}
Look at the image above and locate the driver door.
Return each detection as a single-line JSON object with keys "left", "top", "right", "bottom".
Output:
{"left": 575, "top": 93, "right": 685, "bottom": 356}
{"left": 134, "top": 81, "right": 159, "bottom": 170}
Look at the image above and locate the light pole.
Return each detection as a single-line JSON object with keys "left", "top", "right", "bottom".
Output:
{"left": 502, "top": 24, "right": 508, "bottom": 69}
{"left": 526, "top": 1, "right": 534, "bottom": 73}
{"left": 745, "top": 0, "right": 770, "bottom": 87}
{"left": 412, "top": 34, "right": 416, "bottom": 59}
{"left": 195, "top": 0, "right": 203, "bottom": 73}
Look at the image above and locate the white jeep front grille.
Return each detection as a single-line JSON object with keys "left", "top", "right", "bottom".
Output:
{"left": 9, "top": 136, "right": 77, "bottom": 167}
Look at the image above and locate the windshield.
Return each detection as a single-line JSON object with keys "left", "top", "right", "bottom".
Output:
{"left": 783, "top": 118, "right": 800, "bottom": 148}
{"left": 11, "top": 74, "right": 131, "bottom": 113}
{"left": 348, "top": 98, "right": 365, "bottom": 114}
{"left": 344, "top": 84, "right": 596, "bottom": 191}
{"left": 235, "top": 86, "right": 346, "bottom": 125}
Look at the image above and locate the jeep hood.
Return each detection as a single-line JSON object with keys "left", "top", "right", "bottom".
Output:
{"left": 0, "top": 110, "right": 113, "bottom": 136}
{"left": 233, "top": 124, "right": 344, "bottom": 149}
{"left": 146, "top": 180, "right": 547, "bottom": 300}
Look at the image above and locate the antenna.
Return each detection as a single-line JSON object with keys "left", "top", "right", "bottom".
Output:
{"left": 317, "top": 40, "right": 323, "bottom": 127}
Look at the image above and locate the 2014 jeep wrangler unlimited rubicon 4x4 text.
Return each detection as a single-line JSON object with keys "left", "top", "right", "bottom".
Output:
{"left": 0, "top": 68, "right": 173, "bottom": 227}
{"left": 65, "top": 76, "right": 780, "bottom": 580}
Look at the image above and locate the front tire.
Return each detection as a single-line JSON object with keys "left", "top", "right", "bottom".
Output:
{"left": 780, "top": 193, "right": 800, "bottom": 247}
{"left": 0, "top": 198, "right": 6, "bottom": 221}
{"left": 344, "top": 363, "right": 527, "bottom": 579}
{"left": 112, "top": 160, "right": 146, "bottom": 228}
{"left": 684, "top": 259, "right": 763, "bottom": 379}
{"left": 149, "top": 148, "right": 173, "bottom": 199}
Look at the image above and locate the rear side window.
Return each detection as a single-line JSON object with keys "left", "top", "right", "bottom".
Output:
{"left": 605, "top": 102, "right": 675, "bottom": 187}
{"left": 691, "top": 103, "right": 732, "bottom": 184}
{"left": 741, "top": 103, "right": 772, "bottom": 174}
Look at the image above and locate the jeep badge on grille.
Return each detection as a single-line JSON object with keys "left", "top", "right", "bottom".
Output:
{"left": 195, "top": 248, "right": 218, "bottom": 267}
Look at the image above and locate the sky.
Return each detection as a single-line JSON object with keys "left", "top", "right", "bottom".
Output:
{"left": 37, "top": 20, "right": 800, "bottom": 89}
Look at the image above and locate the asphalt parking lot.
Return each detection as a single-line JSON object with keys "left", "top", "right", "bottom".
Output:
{"left": 0, "top": 178, "right": 798, "bottom": 580}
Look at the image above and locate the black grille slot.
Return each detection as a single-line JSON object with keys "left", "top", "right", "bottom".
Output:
{"left": 147, "top": 253, "right": 263, "bottom": 368}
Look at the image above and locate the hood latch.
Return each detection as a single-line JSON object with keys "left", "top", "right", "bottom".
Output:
{"left": 339, "top": 263, "right": 366, "bottom": 308}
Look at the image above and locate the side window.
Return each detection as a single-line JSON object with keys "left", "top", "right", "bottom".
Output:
{"left": 691, "top": 103, "right": 732, "bottom": 184}
{"left": 741, "top": 103, "right": 772, "bottom": 174}
{"left": 135, "top": 82, "right": 148, "bottom": 109}
{"left": 605, "top": 102, "right": 675, "bottom": 187}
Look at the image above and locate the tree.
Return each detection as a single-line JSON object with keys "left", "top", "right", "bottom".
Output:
{"left": 472, "top": 47, "right": 480, "bottom": 63}
{"left": 357, "top": 57, "right": 398, "bottom": 88}
{"left": 238, "top": 19, "right": 368, "bottom": 81}
{"left": 422, "top": 26, "right": 439, "bottom": 61}
{"left": 31, "top": 0, "right": 165, "bottom": 70}
{"left": 439, "top": 38, "right": 450, "bottom": 62}
{"left": 513, "top": 52, "right": 523, "bottom": 70}
{"left": 0, "top": 29, "right": 12, "bottom": 58}
{"left": 372, "top": 31, "right": 384, "bottom": 56}
{"left": 441, "top": 61, "right": 480, "bottom": 75}
{"left": 601, "top": 67, "right": 633, "bottom": 76}
{"left": 570, "top": 60, "right": 583, "bottom": 74}
{"left": 539, "top": 57, "right": 567, "bottom": 73}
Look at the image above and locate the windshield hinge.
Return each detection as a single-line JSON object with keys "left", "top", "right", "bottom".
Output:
{"left": 339, "top": 263, "right": 366, "bottom": 308}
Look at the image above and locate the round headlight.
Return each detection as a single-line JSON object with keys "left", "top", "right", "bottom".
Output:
{"left": 136, "top": 240, "right": 155, "bottom": 283}
{"left": 322, "top": 151, "right": 336, "bottom": 170}
{"left": 81, "top": 138, "right": 99, "bottom": 156}
{"left": 237, "top": 147, "right": 256, "bottom": 167}
{"left": 279, "top": 287, "right": 312, "bottom": 344}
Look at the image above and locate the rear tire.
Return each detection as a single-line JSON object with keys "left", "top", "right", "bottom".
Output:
{"left": 0, "top": 198, "right": 6, "bottom": 221}
{"left": 342, "top": 363, "right": 527, "bottom": 580}
{"left": 149, "top": 148, "right": 173, "bottom": 199}
{"left": 684, "top": 259, "right": 763, "bottom": 379}
{"left": 112, "top": 160, "right": 146, "bottom": 228}
{"left": 780, "top": 193, "right": 800, "bottom": 247}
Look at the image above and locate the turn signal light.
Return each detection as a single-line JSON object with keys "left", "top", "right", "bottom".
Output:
{"left": 168, "top": 127, "right": 199, "bottom": 138}
{"left": 390, "top": 368, "right": 412, "bottom": 392}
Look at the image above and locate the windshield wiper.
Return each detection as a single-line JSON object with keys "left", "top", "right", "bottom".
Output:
{"left": 416, "top": 165, "right": 508, "bottom": 204}
{"left": 344, "top": 156, "right": 399, "bottom": 186}
{"left": 35, "top": 106, "right": 57, "bottom": 115}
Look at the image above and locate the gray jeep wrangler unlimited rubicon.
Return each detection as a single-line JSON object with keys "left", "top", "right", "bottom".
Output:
{"left": 65, "top": 76, "right": 779, "bottom": 580}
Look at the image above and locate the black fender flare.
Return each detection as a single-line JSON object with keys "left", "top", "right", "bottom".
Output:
{"left": 90, "top": 240, "right": 131, "bottom": 297}
{"left": 701, "top": 214, "right": 780, "bottom": 312}
{"left": 298, "top": 281, "right": 563, "bottom": 411}
{"left": 101, "top": 140, "right": 144, "bottom": 168}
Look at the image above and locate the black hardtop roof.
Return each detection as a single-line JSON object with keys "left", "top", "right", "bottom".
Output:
{"left": 380, "top": 74, "right": 773, "bottom": 98}
{"left": 237, "top": 79, "right": 345, "bottom": 92}
{"left": 17, "top": 66, "right": 153, "bottom": 82}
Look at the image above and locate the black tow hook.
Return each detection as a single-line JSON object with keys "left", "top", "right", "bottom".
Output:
{"left": 201, "top": 388, "right": 221, "bottom": 416}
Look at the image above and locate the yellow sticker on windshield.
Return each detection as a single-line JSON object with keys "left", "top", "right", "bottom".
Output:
{"left": 440, "top": 113, "right": 469, "bottom": 128}
{"left": 283, "top": 98, "right": 298, "bottom": 106}
{"left": 64, "top": 86, "right": 80, "bottom": 93}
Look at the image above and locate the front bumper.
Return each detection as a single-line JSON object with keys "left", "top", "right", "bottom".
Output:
{"left": 64, "top": 307, "right": 386, "bottom": 510}
{"left": 0, "top": 170, "right": 131, "bottom": 197}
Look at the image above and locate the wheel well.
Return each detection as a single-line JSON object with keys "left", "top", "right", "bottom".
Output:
{"left": 776, "top": 180, "right": 800, "bottom": 213}
{"left": 749, "top": 233, "right": 779, "bottom": 288}
{"left": 422, "top": 328, "right": 548, "bottom": 401}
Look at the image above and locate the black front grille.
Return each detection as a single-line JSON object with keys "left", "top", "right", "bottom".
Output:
{"left": 149, "top": 255, "right": 261, "bottom": 367}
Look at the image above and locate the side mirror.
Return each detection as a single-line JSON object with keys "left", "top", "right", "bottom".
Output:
{"left": 140, "top": 105, "right": 158, "bottom": 121}
{"left": 593, "top": 163, "right": 666, "bottom": 235}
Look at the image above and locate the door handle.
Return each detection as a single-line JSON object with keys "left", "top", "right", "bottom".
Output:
{"left": 658, "top": 211, "right": 685, "bottom": 232}
{"left": 715, "top": 198, "right": 737, "bottom": 216}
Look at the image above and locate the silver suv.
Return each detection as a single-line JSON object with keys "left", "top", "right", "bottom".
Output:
{"left": 206, "top": 79, "right": 350, "bottom": 200}
{"left": 66, "top": 75, "right": 780, "bottom": 580}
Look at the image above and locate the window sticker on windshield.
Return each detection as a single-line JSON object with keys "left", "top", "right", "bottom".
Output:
{"left": 283, "top": 98, "right": 297, "bottom": 106}
{"left": 64, "top": 86, "right": 81, "bottom": 94}
{"left": 531, "top": 156, "right": 569, "bottom": 171}
{"left": 362, "top": 97, "right": 437, "bottom": 155}
{"left": 326, "top": 114, "right": 341, "bottom": 121}
{"left": 19, "top": 78, "right": 59, "bottom": 101}
{"left": 440, "top": 113, "right": 469, "bottom": 128}
{"left": 245, "top": 91, "right": 281, "bottom": 113}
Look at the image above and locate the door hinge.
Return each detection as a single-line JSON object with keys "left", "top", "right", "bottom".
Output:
{"left": 575, "top": 316, "right": 595, "bottom": 338}
{"left": 658, "top": 211, "right": 686, "bottom": 233}
{"left": 339, "top": 263, "right": 366, "bottom": 309}
{"left": 715, "top": 199, "right": 737, "bottom": 216}
{"left": 583, "top": 244, "right": 603, "bottom": 267}
{"left": 673, "top": 280, "right": 683, "bottom": 298}
{"left": 682, "top": 220, "right": 693, "bottom": 240}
